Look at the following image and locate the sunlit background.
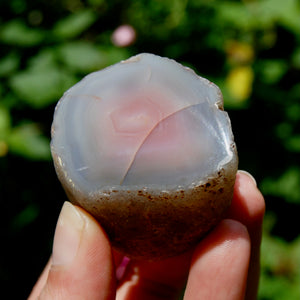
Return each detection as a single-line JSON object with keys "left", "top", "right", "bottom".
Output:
{"left": 0, "top": 0, "right": 299, "bottom": 298}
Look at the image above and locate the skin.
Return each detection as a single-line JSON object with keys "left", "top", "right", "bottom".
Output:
{"left": 29, "top": 170, "right": 265, "bottom": 300}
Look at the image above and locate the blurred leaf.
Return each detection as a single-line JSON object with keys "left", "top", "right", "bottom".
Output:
{"left": 102, "top": 47, "right": 131, "bottom": 65}
{"left": 216, "top": 0, "right": 300, "bottom": 33}
{"left": 276, "top": 122, "right": 293, "bottom": 139}
{"left": 57, "top": 42, "right": 130, "bottom": 73}
{"left": 57, "top": 42, "right": 107, "bottom": 73}
{"left": 261, "top": 231, "right": 299, "bottom": 277}
{"left": 286, "top": 102, "right": 300, "bottom": 122}
{"left": 0, "top": 140, "right": 8, "bottom": 157}
{"left": 258, "top": 60, "right": 288, "bottom": 84}
{"left": 87, "top": 0, "right": 105, "bottom": 6}
{"left": 0, "top": 19, "right": 44, "bottom": 46}
{"left": 292, "top": 48, "right": 300, "bottom": 69}
{"left": 165, "top": 0, "right": 188, "bottom": 29}
{"left": 257, "top": 0, "right": 300, "bottom": 34}
{"left": 275, "top": 121, "right": 300, "bottom": 152}
{"left": 261, "top": 167, "right": 300, "bottom": 204}
{"left": 0, "top": 53, "right": 20, "bottom": 77}
{"left": 259, "top": 217, "right": 300, "bottom": 299}
{"left": 10, "top": 0, "right": 27, "bottom": 14}
{"left": 0, "top": 105, "right": 10, "bottom": 157}
{"left": 9, "top": 67, "right": 77, "bottom": 108}
{"left": 291, "top": 237, "right": 300, "bottom": 271}
{"left": 11, "top": 203, "right": 40, "bottom": 230}
{"left": 259, "top": 271, "right": 300, "bottom": 300}
{"left": 28, "top": 49, "right": 57, "bottom": 71}
{"left": 216, "top": 2, "right": 258, "bottom": 30}
{"left": 8, "top": 123, "right": 51, "bottom": 160}
{"left": 0, "top": 105, "right": 11, "bottom": 135}
{"left": 53, "top": 9, "right": 97, "bottom": 39}
{"left": 0, "top": 93, "right": 19, "bottom": 110}
{"left": 285, "top": 135, "right": 300, "bottom": 152}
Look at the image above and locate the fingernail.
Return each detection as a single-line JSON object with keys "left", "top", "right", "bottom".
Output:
{"left": 52, "top": 202, "right": 85, "bottom": 266}
{"left": 238, "top": 170, "right": 257, "bottom": 187}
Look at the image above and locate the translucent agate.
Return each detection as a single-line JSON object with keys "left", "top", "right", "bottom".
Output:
{"left": 51, "top": 53, "right": 238, "bottom": 260}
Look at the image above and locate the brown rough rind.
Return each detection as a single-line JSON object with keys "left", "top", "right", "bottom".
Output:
{"left": 53, "top": 149, "right": 238, "bottom": 260}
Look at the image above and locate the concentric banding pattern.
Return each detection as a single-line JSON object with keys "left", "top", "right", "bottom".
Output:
{"left": 51, "top": 53, "right": 235, "bottom": 195}
{"left": 51, "top": 53, "right": 238, "bottom": 260}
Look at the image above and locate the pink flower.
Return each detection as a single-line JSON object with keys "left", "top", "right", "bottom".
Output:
{"left": 111, "top": 25, "right": 136, "bottom": 47}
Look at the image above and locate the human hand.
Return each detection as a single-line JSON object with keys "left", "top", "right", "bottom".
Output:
{"left": 29, "top": 171, "right": 265, "bottom": 300}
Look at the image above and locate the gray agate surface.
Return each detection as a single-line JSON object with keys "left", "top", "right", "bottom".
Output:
{"left": 51, "top": 53, "right": 238, "bottom": 260}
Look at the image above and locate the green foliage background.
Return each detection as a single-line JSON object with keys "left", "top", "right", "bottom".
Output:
{"left": 0, "top": 0, "right": 299, "bottom": 298}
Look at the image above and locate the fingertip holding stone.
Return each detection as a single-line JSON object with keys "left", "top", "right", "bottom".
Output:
{"left": 52, "top": 202, "right": 85, "bottom": 266}
{"left": 238, "top": 170, "right": 257, "bottom": 187}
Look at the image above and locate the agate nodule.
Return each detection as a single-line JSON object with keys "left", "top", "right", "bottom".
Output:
{"left": 51, "top": 53, "right": 238, "bottom": 260}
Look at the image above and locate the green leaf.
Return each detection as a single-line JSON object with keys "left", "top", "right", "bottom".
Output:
{"left": 87, "top": 0, "right": 105, "bottom": 6}
{"left": 0, "top": 53, "right": 20, "bottom": 77}
{"left": 9, "top": 67, "right": 77, "bottom": 108}
{"left": 57, "top": 42, "right": 107, "bottom": 73}
{"left": 292, "top": 48, "right": 300, "bottom": 69}
{"left": 260, "top": 167, "right": 300, "bottom": 204}
{"left": 0, "top": 105, "right": 11, "bottom": 157}
{"left": 215, "top": 2, "right": 258, "bottom": 30}
{"left": 259, "top": 219, "right": 300, "bottom": 300}
{"left": 257, "top": 0, "right": 300, "bottom": 34}
{"left": 286, "top": 101, "right": 300, "bottom": 122}
{"left": 0, "top": 19, "right": 44, "bottom": 46}
{"left": 57, "top": 42, "right": 130, "bottom": 73}
{"left": 259, "top": 273, "right": 300, "bottom": 300}
{"left": 258, "top": 60, "right": 288, "bottom": 84}
{"left": 285, "top": 135, "right": 300, "bottom": 152}
{"left": 0, "top": 105, "right": 11, "bottom": 135}
{"left": 53, "top": 9, "right": 97, "bottom": 39}
{"left": 8, "top": 123, "right": 51, "bottom": 160}
{"left": 101, "top": 47, "right": 131, "bottom": 66}
{"left": 275, "top": 122, "right": 292, "bottom": 139}
{"left": 216, "top": 0, "right": 300, "bottom": 33}
{"left": 28, "top": 49, "right": 57, "bottom": 71}
{"left": 11, "top": 204, "right": 40, "bottom": 230}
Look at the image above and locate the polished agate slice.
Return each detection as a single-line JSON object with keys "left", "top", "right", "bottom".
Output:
{"left": 51, "top": 53, "right": 238, "bottom": 260}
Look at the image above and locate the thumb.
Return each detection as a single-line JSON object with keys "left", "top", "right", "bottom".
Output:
{"left": 38, "top": 202, "right": 116, "bottom": 300}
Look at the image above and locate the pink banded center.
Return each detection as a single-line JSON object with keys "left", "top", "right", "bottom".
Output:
{"left": 110, "top": 98, "right": 162, "bottom": 136}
